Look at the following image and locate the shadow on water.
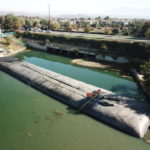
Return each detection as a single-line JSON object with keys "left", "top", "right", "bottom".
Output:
{"left": 66, "top": 106, "right": 80, "bottom": 115}
{"left": 111, "top": 84, "right": 141, "bottom": 98}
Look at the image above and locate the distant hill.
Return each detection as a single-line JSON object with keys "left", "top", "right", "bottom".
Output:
{"left": 0, "top": 10, "right": 90, "bottom": 18}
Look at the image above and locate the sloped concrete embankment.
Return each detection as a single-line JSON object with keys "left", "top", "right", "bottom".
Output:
{"left": 0, "top": 59, "right": 150, "bottom": 138}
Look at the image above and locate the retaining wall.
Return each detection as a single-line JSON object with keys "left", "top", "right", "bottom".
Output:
{"left": 25, "top": 39, "right": 129, "bottom": 63}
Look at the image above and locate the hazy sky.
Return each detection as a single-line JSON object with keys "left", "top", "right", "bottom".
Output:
{"left": 0, "top": 0, "right": 150, "bottom": 18}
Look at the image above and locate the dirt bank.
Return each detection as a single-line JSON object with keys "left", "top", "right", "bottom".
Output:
{"left": 71, "top": 59, "right": 110, "bottom": 69}
{"left": 0, "top": 36, "right": 26, "bottom": 57}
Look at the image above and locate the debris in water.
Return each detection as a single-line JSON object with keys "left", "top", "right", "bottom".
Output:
{"left": 53, "top": 109, "right": 63, "bottom": 116}
{"left": 45, "top": 115, "right": 51, "bottom": 120}
{"left": 143, "top": 136, "right": 150, "bottom": 143}
{"left": 26, "top": 132, "right": 32, "bottom": 137}
{"left": 144, "top": 138, "right": 150, "bottom": 143}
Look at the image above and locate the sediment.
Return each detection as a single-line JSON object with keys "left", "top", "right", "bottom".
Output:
{"left": 0, "top": 57, "right": 150, "bottom": 138}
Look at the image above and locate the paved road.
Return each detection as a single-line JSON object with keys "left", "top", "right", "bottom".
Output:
{"left": 50, "top": 31, "right": 150, "bottom": 43}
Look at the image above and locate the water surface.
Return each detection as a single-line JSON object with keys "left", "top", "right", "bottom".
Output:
{"left": 0, "top": 71, "right": 150, "bottom": 150}
{"left": 16, "top": 50, "right": 141, "bottom": 98}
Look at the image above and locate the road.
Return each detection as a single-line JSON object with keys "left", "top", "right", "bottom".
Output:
{"left": 49, "top": 31, "right": 150, "bottom": 43}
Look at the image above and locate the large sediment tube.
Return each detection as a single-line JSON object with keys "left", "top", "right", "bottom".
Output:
{"left": 0, "top": 59, "right": 150, "bottom": 138}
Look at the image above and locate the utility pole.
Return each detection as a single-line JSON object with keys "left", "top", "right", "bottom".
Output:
{"left": 48, "top": 4, "right": 51, "bottom": 30}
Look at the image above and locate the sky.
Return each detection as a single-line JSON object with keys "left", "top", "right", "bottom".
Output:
{"left": 0, "top": 0, "right": 150, "bottom": 18}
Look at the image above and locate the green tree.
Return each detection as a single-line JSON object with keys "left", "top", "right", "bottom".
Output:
{"left": 145, "top": 28, "right": 150, "bottom": 39}
{"left": 51, "top": 23, "right": 60, "bottom": 30}
{"left": 40, "top": 19, "right": 48, "bottom": 29}
{"left": 3, "top": 14, "right": 15, "bottom": 30}
{"left": 18, "top": 17, "right": 25, "bottom": 27}
{"left": 141, "top": 60, "right": 150, "bottom": 85}
{"left": 121, "top": 28, "right": 130, "bottom": 36}
{"left": 84, "top": 25, "right": 91, "bottom": 33}
{"left": 104, "top": 27, "right": 111, "bottom": 34}
{"left": 112, "top": 27, "right": 120, "bottom": 35}
{"left": 104, "top": 16, "right": 110, "bottom": 20}
{"left": 33, "top": 21, "right": 41, "bottom": 28}
{"left": 13, "top": 17, "right": 23, "bottom": 30}
{"left": 129, "top": 21, "right": 143, "bottom": 37}
{"left": 141, "top": 22, "right": 150, "bottom": 38}
{"left": 0, "top": 15, "right": 4, "bottom": 28}
{"left": 95, "top": 16, "right": 101, "bottom": 20}
{"left": 65, "top": 22, "right": 73, "bottom": 32}
{"left": 25, "top": 19, "right": 33, "bottom": 28}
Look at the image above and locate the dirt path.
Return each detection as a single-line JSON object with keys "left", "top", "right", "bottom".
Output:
{"left": 0, "top": 48, "right": 26, "bottom": 58}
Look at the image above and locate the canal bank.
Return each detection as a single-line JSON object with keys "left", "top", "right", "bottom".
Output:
{"left": 0, "top": 57, "right": 150, "bottom": 138}
{"left": 25, "top": 38, "right": 130, "bottom": 64}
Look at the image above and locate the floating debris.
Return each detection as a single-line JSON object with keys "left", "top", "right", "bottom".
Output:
{"left": 144, "top": 138, "right": 150, "bottom": 143}
{"left": 26, "top": 132, "right": 32, "bottom": 137}
{"left": 143, "top": 136, "right": 150, "bottom": 143}
{"left": 53, "top": 109, "right": 63, "bottom": 117}
{"left": 45, "top": 115, "right": 51, "bottom": 120}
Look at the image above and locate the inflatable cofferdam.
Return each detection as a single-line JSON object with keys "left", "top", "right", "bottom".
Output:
{"left": 0, "top": 59, "right": 150, "bottom": 138}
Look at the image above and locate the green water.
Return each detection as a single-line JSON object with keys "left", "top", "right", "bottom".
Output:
{"left": 16, "top": 50, "right": 141, "bottom": 98}
{"left": 0, "top": 71, "right": 150, "bottom": 150}
{"left": 0, "top": 50, "right": 149, "bottom": 150}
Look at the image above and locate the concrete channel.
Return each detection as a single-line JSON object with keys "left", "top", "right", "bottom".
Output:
{"left": 0, "top": 57, "right": 150, "bottom": 138}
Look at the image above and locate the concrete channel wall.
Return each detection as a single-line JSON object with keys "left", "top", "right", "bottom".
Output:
{"left": 0, "top": 58, "right": 150, "bottom": 138}
{"left": 25, "top": 39, "right": 129, "bottom": 63}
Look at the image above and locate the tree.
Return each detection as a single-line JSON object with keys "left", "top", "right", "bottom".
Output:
{"left": 65, "top": 22, "right": 73, "bottom": 32}
{"left": 104, "top": 16, "right": 110, "bottom": 20}
{"left": 141, "top": 60, "right": 150, "bottom": 86}
{"left": 3, "top": 14, "right": 15, "bottom": 30}
{"left": 145, "top": 28, "right": 150, "bottom": 39}
{"left": 40, "top": 19, "right": 48, "bottom": 29}
{"left": 112, "top": 27, "right": 120, "bottom": 35}
{"left": 95, "top": 16, "right": 101, "bottom": 20}
{"left": 13, "top": 17, "right": 23, "bottom": 30}
{"left": 51, "top": 23, "right": 60, "bottom": 30}
{"left": 33, "top": 21, "right": 41, "bottom": 28}
{"left": 104, "top": 27, "right": 111, "bottom": 34}
{"left": 84, "top": 25, "right": 91, "bottom": 33}
{"left": 25, "top": 19, "right": 33, "bottom": 28}
{"left": 0, "top": 15, "right": 4, "bottom": 28}
{"left": 129, "top": 21, "right": 143, "bottom": 37}
{"left": 141, "top": 22, "right": 150, "bottom": 38}
{"left": 91, "top": 22, "right": 99, "bottom": 28}
{"left": 121, "top": 28, "right": 130, "bottom": 36}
